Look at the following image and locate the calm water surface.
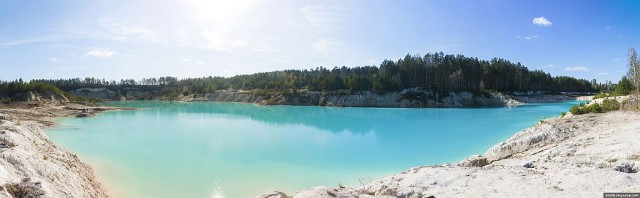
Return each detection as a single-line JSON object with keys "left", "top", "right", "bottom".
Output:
{"left": 46, "top": 101, "right": 578, "bottom": 198}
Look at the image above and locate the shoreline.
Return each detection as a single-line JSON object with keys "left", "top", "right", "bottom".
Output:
{"left": 174, "top": 92, "right": 578, "bottom": 108}
{"left": 76, "top": 154, "right": 127, "bottom": 198}
{"left": 0, "top": 102, "right": 129, "bottom": 197}
{"left": 259, "top": 109, "right": 640, "bottom": 197}
{"left": 75, "top": 87, "right": 581, "bottom": 108}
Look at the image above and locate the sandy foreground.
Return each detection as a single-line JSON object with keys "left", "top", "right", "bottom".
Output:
{"left": 0, "top": 102, "right": 128, "bottom": 198}
{"left": 260, "top": 110, "right": 640, "bottom": 198}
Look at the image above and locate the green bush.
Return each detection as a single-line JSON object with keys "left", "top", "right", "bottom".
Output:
{"left": 570, "top": 99, "right": 620, "bottom": 115}
{"left": 585, "top": 103, "right": 603, "bottom": 113}
{"left": 601, "top": 98, "right": 620, "bottom": 111}
{"left": 560, "top": 112, "right": 567, "bottom": 117}
{"left": 570, "top": 104, "right": 585, "bottom": 115}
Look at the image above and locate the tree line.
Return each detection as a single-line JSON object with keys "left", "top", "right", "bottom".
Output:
{"left": 4, "top": 52, "right": 598, "bottom": 100}
{"left": 0, "top": 79, "right": 63, "bottom": 97}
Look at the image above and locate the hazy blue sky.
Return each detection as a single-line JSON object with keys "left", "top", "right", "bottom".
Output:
{"left": 1, "top": 0, "right": 638, "bottom": 82}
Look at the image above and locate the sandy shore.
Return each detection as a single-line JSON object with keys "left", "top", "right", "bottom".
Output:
{"left": 259, "top": 110, "right": 640, "bottom": 198}
{"left": 0, "top": 102, "right": 128, "bottom": 197}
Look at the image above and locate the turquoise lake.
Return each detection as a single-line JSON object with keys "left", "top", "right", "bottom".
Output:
{"left": 46, "top": 101, "right": 579, "bottom": 198}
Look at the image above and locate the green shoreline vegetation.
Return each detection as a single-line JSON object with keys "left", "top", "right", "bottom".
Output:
{"left": 0, "top": 80, "right": 99, "bottom": 103}
{"left": 565, "top": 79, "right": 635, "bottom": 116}
{"left": 2, "top": 51, "right": 638, "bottom": 106}
{"left": 569, "top": 99, "right": 621, "bottom": 115}
{"left": 1, "top": 52, "right": 605, "bottom": 102}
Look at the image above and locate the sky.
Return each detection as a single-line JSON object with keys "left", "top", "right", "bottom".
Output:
{"left": 0, "top": 0, "right": 638, "bottom": 83}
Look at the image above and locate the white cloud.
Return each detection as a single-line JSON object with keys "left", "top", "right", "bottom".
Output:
{"left": 197, "top": 61, "right": 204, "bottom": 65}
{"left": 0, "top": 36, "right": 60, "bottom": 47}
{"left": 544, "top": 64, "right": 555, "bottom": 68}
{"left": 598, "top": 72, "right": 609, "bottom": 75}
{"left": 49, "top": 57, "right": 58, "bottom": 62}
{"left": 533, "top": 17, "right": 552, "bottom": 26}
{"left": 87, "top": 48, "right": 115, "bottom": 57}
{"left": 516, "top": 35, "right": 539, "bottom": 40}
{"left": 181, "top": 58, "right": 191, "bottom": 63}
{"left": 564, "top": 66, "right": 589, "bottom": 71}
{"left": 613, "top": 58, "right": 621, "bottom": 61}
{"left": 103, "top": 22, "right": 158, "bottom": 43}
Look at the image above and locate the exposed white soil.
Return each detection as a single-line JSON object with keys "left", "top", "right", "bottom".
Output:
{"left": 0, "top": 101, "right": 128, "bottom": 198}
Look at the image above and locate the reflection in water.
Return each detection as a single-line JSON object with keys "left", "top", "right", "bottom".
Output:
{"left": 47, "top": 101, "right": 578, "bottom": 198}
{"left": 113, "top": 101, "right": 545, "bottom": 134}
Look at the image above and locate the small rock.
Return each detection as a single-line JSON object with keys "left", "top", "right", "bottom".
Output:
{"left": 399, "top": 190, "right": 421, "bottom": 198}
{"left": 377, "top": 187, "right": 398, "bottom": 196}
{"left": 613, "top": 163, "right": 637, "bottom": 173}
{"left": 326, "top": 190, "right": 336, "bottom": 197}
{"left": 0, "top": 114, "right": 10, "bottom": 120}
{"left": 522, "top": 161, "right": 534, "bottom": 168}
{"left": 256, "top": 191, "right": 290, "bottom": 198}
{"left": 4, "top": 178, "right": 46, "bottom": 198}
{"left": 459, "top": 155, "right": 489, "bottom": 167}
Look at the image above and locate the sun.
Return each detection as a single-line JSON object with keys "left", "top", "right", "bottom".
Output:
{"left": 182, "top": 0, "right": 258, "bottom": 24}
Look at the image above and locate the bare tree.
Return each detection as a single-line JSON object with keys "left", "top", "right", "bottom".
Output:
{"left": 628, "top": 48, "right": 640, "bottom": 109}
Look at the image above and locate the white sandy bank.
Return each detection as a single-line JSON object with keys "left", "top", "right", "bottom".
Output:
{"left": 0, "top": 116, "right": 108, "bottom": 198}
{"left": 0, "top": 101, "right": 115, "bottom": 198}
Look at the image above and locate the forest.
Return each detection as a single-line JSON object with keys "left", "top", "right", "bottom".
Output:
{"left": 2, "top": 52, "right": 601, "bottom": 100}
